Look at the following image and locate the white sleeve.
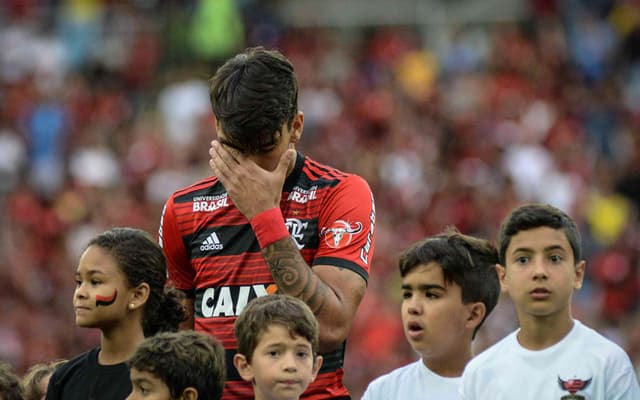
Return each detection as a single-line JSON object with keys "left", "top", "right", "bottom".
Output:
{"left": 360, "top": 374, "right": 388, "bottom": 400}
{"left": 459, "top": 365, "right": 475, "bottom": 400}
{"left": 606, "top": 355, "right": 640, "bottom": 400}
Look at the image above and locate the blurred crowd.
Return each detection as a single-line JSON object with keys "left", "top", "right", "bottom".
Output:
{"left": 1, "top": 0, "right": 639, "bottom": 398}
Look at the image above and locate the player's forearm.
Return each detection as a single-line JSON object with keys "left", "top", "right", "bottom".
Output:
{"left": 263, "top": 237, "right": 329, "bottom": 313}
{"left": 262, "top": 237, "right": 353, "bottom": 350}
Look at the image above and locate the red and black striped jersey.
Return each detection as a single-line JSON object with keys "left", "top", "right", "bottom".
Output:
{"left": 159, "top": 152, "right": 376, "bottom": 400}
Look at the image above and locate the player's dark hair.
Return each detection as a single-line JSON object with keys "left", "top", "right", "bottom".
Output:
{"left": 129, "top": 330, "right": 225, "bottom": 400}
{"left": 399, "top": 228, "right": 500, "bottom": 339}
{"left": 234, "top": 294, "right": 318, "bottom": 363}
{"left": 87, "top": 227, "right": 186, "bottom": 336}
{"left": 498, "top": 203, "right": 582, "bottom": 266}
{"left": 209, "top": 46, "right": 298, "bottom": 154}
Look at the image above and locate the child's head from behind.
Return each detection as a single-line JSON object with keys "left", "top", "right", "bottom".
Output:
{"left": 22, "top": 359, "right": 66, "bottom": 400}
{"left": 74, "top": 227, "right": 185, "bottom": 336}
{"left": 233, "top": 294, "right": 323, "bottom": 400}
{"left": 127, "top": 330, "right": 225, "bottom": 400}
{"left": 0, "top": 362, "right": 23, "bottom": 400}
{"left": 497, "top": 203, "right": 585, "bottom": 320}
{"left": 398, "top": 228, "right": 500, "bottom": 363}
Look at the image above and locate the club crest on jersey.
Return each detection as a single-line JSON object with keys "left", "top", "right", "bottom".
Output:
{"left": 285, "top": 218, "right": 308, "bottom": 249}
{"left": 558, "top": 376, "right": 592, "bottom": 399}
{"left": 321, "top": 220, "right": 363, "bottom": 249}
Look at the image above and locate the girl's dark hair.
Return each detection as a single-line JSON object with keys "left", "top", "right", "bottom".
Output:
{"left": 87, "top": 227, "right": 186, "bottom": 336}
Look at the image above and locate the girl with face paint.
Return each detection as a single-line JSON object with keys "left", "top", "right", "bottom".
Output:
{"left": 45, "top": 227, "right": 187, "bottom": 400}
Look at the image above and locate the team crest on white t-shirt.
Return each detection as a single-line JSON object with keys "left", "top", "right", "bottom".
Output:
{"left": 558, "top": 375, "right": 592, "bottom": 399}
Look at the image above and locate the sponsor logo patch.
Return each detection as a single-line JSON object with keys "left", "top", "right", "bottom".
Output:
{"left": 287, "top": 185, "right": 318, "bottom": 204}
{"left": 200, "top": 232, "right": 223, "bottom": 251}
{"left": 192, "top": 195, "right": 229, "bottom": 212}
{"left": 198, "top": 284, "right": 278, "bottom": 318}
{"left": 320, "top": 220, "right": 363, "bottom": 249}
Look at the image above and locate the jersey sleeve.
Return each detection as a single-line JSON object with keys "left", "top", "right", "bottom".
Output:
{"left": 313, "top": 174, "right": 376, "bottom": 282}
{"left": 361, "top": 375, "right": 384, "bottom": 400}
{"left": 606, "top": 348, "right": 640, "bottom": 399}
{"left": 159, "top": 196, "right": 195, "bottom": 292}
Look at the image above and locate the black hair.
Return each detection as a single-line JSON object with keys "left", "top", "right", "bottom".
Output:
{"left": 129, "top": 330, "right": 225, "bottom": 400}
{"left": 498, "top": 203, "right": 582, "bottom": 266}
{"left": 87, "top": 227, "right": 186, "bottom": 336}
{"left": 399, "top": 228, "right": 500, "bottom": 338}
{"left": 209, "top": 46, "right": 298, "bottom": 154}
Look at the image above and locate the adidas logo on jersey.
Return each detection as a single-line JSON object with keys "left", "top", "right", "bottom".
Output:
{"left": 200, "top": 232, "right": 223, "bottom": 251}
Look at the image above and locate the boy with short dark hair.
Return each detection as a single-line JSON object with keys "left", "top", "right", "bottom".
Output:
{"left": 362, "top": 228, "right": 501, "bottom": 399}
{"left": 127, "top": 330, "right": 226, "bottom": 400}
{"left": 461, "top": 203, "right": 640, "bottom": 399}
{"left": 233, "top": 294, "right": 323, "bottom": 400}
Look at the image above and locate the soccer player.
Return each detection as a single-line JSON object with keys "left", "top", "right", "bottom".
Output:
{"left": 460, "top": 203, "right": 640, "bottom": 399}
{"left": 159, "top": 46, "right": 376, "bottom": 400}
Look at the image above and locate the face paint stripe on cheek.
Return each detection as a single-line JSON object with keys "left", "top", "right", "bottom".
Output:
{"left": 96, "top": 290, "right": 118, "bottom": 307}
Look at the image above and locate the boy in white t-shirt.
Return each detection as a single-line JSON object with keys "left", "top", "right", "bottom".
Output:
{"left": 461, "top": 203, "right": 640, "bottom": 399}
{"left": 362, "top": 228, "right": 501, "bottom": 400}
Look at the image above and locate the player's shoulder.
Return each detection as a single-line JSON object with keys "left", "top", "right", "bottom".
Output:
{"left": 167, "top": 176, "right": 220, "bottom": 202}
{"left": 465, "top": 330, "right": 516, "bottom": 372}
{"left": 573, "top": 320, "right": 632, "bottom": 360}
{"left": 367, "top": 360, "right": 423, "bottom": 389}
{"left": 302, "top": 155, "right": 364, "bottom": 182}
{"left": 301, "top": 156, "right": 372, "bottom": 196}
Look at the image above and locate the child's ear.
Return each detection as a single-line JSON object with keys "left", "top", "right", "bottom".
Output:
{"left": 465, "top": 302, "right": 486, "bottom": 332}
{"left": 496, "top": 264, "right": 508, "bottom": 293}
{"left": 573, "top": 260, "right": 586, "bottom": 290}
{"left": 128, "top": 283, "right": 150, "bottom": 310}
{"left": 311, "top": 355, "right": 323, "bottom": 381}
{"left": 233, "top": 353, "right": 254, "bottom": 383}
{"left": 180, "top": 387, "right": 198, "bottom": 400}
